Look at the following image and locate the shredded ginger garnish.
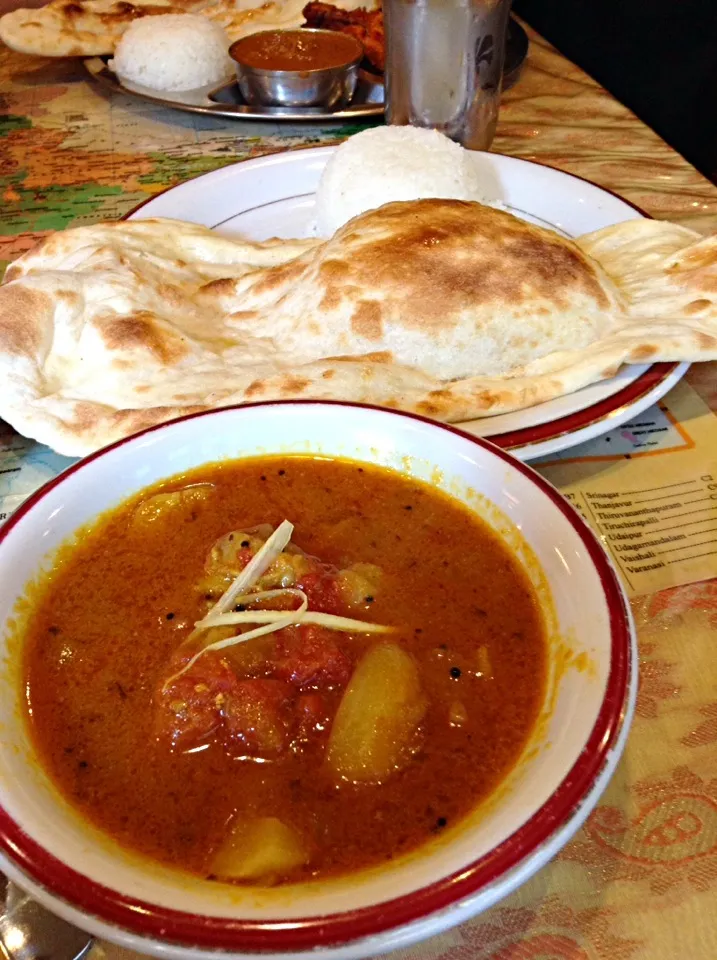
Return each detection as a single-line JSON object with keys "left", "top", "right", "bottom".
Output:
{"left": 200, "top": 610, "right": 394, "bottom": 633}
{"left": 162, "top": 520, "right": 392, "bottom": 690}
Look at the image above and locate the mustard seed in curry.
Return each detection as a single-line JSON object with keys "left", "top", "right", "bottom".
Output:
{"left": 21, "top": 456, "right": 546, "bottom": 885}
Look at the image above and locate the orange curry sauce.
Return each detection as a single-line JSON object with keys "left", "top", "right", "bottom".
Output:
{"left": 229, "top": 29, "right": 362, "bottom": 72}
{"left": 22, "top": 456, "right": 546, "bottom": 883}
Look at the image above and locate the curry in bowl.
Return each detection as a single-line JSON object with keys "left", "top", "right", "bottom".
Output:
{"left": 20, "top": 454, "right": 546, "bottom": 886}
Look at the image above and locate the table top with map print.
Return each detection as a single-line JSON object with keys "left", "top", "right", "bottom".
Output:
{"left": 3, "top": 17, "right": 717, "bottom": 960}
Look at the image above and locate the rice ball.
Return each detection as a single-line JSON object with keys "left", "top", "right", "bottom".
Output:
{"left": 110, "top": 14, "right": 234, "bottom": 92}
{"left": 316, "top": 125, "right": 495, "bottom": 237}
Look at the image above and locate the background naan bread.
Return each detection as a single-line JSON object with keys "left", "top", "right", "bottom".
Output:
{"left": 0, "top": 0, "right": 376, "bottom": 56}
{"left": 0, "top": 200, "right": 715, "bottom": 456}
{"left": 0, "top": 0, "right": 202, "bottom": 57}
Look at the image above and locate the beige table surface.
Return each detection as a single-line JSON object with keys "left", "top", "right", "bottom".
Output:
{"left": 2, "top": 19, "right": 717, "bottom": 960}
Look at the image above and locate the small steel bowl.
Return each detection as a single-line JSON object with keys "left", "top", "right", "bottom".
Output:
{"left": 229, "top": 29, "right": 364, "bottom": 109}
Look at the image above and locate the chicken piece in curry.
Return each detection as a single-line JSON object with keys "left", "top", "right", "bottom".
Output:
{"left": 22, "top": 456, "right": 546, "bottom": 884}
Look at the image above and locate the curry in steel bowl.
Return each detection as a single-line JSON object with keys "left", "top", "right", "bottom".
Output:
{"left": 19, "top": 454, "right": 546, "bottom": 885}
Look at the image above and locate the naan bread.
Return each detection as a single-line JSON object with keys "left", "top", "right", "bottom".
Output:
{"left": 0, "top": 200, "right": 715, "bottom": 456}
{"left": 201, "top": 0, "right": 326, "bottom": 41}
{"left": 0, "top": 0, "right": 203, "bottom": 56}
{"left": 0, "top": 0, "right": 375, "bottom": 57}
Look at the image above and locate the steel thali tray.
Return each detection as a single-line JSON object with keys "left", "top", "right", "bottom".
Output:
{"left": 84, "top": 16, "right": 528, "bottom": 122}
{"left": 84, "top": 57, "right": 385, "bottom": 120}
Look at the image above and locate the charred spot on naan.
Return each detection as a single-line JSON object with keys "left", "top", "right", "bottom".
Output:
{"left": 56, "top": 290, "right": 82, "bottom": 308}
{"left": 350, "top": 301, "right": 383, "bottom": 340}
{"left": 629, "top": 344, "right": 659, "bottom": 362}
{"left": 415, "top": 388, "right": 452, "bottom": 417}
{"left": 245, "top": 379, "right": 267, "bottom": 398}
{"left": 227, "top": 309, "right": 261, "bottom": 325}
{"left": 666, "top": 251, "right": 717, "bottom": 296}
{"left": 3, "top": 263, "right": 25, "bottom": 284}
{"left": 110, "top": 404, "right": 207, "bottom": 437}
{"left": 201, "top": 277, "right": 238, "bottom": 298}
{"left": 697, "top": 332, "right": 717, "bottom": 351}
{"left": 0, "top": 286, "right": 52, "bottom": 357}
{"left": 685, "top": 298, "right": 713, "bottom": 314}
{"left": 507, "top": 233, "right": 612, "bottom": 309}
{"left": 68, "top": 401, "right": 205, "bottom": 441}
{"left": 156, "top": 283, "right": 192, "bottom": 310}
{"left": 113, "top": 1, "right": 140, "bottom": 12}
{"left": 99, "top": 0, "right": 171, "bottom": 18}
{"left": 417, "top": 385, "right": 505, "bottom": 418}
{"left": 415, "top": 399, "right": 440, "bottom": 416}
{"left": 472, "top": 389, "right": 510, "bottom": 411}
{"left": 68, "top": 401, "right": 116, "bottom": 436}
{"left": 318, "top": 259, "right": 351, "bottom": 310}
{"left": 672, "top": 243, "right": 717, "bottom": 269}
{"left": 251, "top": 259, "right": 307, "bottom": 296}
{"left": 324, "top": 351, "right": 393, "bottom": 363}
{"left": 100, "top": 311, "right": 189, "bottom": 365}
{"left": 280, "top": 375, "right": 311, "bottom": 395}
{"left": 319, "top": 259, "right": 350, "bottom": 282}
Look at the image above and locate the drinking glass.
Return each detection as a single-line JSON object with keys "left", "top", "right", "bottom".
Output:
{"left": 384, "top": 0, "right": 513, "bottom": 150}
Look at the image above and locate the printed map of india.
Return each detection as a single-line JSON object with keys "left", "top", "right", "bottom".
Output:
{"left": 0, "top": 48, "right": 363, "bottom": 277}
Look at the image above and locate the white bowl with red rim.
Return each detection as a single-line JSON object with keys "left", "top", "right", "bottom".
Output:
{"left": 0, "top": 401, "right": 636, "bottom": 959}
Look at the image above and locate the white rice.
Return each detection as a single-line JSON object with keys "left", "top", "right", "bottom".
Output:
{"left": 316, "top": 125, "right": 502, "bottom": 237}
{"left": 110, "top": 14, "right": 234, "bottom": 92}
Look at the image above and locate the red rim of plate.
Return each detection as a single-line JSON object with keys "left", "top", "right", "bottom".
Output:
{"left": 0, "top": 399, "right": 633, "bottom": 952}
{"left": 120, "top": 150, "right": 678, "bottom": 454}
{"left": 488, "top": 360, "right": 681, "bottom": 451}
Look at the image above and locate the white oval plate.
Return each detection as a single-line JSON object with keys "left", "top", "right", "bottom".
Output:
{"left": 128, "top": 147, "right": 688, "bottom": 461}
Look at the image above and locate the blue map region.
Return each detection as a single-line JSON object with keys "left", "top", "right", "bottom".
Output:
{"left": 535, "top": 402, "right": 689, "bottom": 465}
{"left": 0, "top": 426, "right": 77, "bottom": 522}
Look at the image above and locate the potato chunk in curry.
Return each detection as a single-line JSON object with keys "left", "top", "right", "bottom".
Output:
{"left": 211, "top": 817, "right": 309, "bottom": 883}
{"left": 327, "top": 643, "right": 426, "bottom": 783}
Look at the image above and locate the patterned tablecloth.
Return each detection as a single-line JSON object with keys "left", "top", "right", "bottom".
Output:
{"left": 2, "top": 20, "right": 717, "bottom": 960}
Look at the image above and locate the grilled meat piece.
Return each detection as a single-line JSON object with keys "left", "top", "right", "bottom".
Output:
{"left": 302, "top": 1, "right": 385, "bottom": 73}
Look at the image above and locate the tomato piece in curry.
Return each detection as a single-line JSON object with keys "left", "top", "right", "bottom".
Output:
{"left": 21, "top": 456, "right": 547, "bottom": 884}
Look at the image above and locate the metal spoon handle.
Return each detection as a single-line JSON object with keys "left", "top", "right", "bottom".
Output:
{"left": 0, "top": 875, "right": 94, "bottom": 960}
